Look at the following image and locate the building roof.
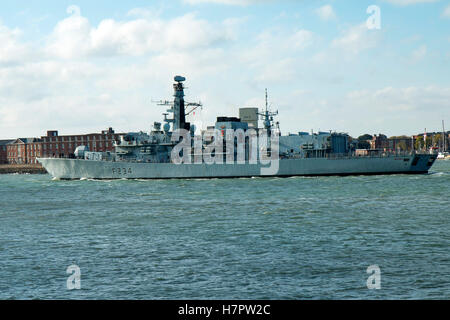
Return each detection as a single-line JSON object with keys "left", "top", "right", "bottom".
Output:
{"left": 0, "top": 140, "right": 15, "bottom": 146}
{"left": 9, "top": 138, "right": 42, "bottom": 145}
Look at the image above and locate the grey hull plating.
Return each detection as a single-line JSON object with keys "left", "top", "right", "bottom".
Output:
{"left": 38, "top": 154, "right": 436, "bottom": 180}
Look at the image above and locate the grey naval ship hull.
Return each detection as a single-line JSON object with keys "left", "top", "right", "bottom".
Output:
{"left": 38, "top": 154, "right": 436, "bottom": 180}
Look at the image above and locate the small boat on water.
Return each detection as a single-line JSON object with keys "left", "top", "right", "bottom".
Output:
{"left": 437, "top": 152, "right": 450, "bottom": 160}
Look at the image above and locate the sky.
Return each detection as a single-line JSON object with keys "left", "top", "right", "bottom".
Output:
{"left": 0, "top": 0, "right": 449, "bottom": 139}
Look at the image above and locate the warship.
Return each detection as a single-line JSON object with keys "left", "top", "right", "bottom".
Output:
{"left": 38, "top": 76, "right": 437, "bottom": 180}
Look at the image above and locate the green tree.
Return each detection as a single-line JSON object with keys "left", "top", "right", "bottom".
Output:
{"left": 397, "top": 141, "right": 407, "bottom": 151}
{"left": 356, "top": 134, "right": 373, "bottom": 149}
{"left": 434, "top": 133, "right": 442, "bottom": 148}
{"left": 357, "top": 141, "right": 371, "bottom": 149}
{"left": 415, "top": 136, "right": 423, "bottom": 150}
{"left": 358, "top": 134, "right": 373, "bottom": 141}
{"left": 415, "top": 136, "right": 432, "bottom": 150}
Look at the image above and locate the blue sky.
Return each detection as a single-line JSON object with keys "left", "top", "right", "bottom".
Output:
{"left": 0, "top": 0, "right": 449, "bottom": 139}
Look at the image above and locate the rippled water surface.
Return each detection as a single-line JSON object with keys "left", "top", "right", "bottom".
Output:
{"left": 0, "top": 161, "right": 449, "bottom": 299}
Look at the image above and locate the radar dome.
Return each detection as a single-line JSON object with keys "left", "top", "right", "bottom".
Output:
{"left": 163, "top": 123, "right": 171, "bottom": 132}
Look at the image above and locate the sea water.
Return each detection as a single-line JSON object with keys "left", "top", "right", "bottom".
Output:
{"left": 0, "top": 161, "right": 448, "bottom": 299}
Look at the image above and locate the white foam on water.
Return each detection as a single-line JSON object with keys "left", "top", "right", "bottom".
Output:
{"left": 430, "top": 171, "right": 447, "bottom": 176}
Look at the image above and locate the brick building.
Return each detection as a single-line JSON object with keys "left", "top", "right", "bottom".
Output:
{"left": 370, "top": 134, "right": 388, "bottom": 150}
{"left": 6, "top": 128, "right": 124, "bottom": 164}
{"left": 7, "top": 138, "right": 42, "bottom": 164}
{"left": 370, "top": 134, "right": 414, "bottom": 151}
{"left": 39, "top": 128, "right": 123, "bottom": 159}
{"left": 388, "top": 136, "right": 413, "bottom": 151}
{"left": 0, "top": 140, "right": 14, "bottom": 164}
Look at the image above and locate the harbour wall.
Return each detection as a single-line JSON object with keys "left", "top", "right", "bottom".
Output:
{"left": 0, "top": 164, "right": 48, "bottom": 174}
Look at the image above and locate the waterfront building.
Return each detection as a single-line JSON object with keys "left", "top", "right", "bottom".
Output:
{"left": 7, "top": 138, "right": 42, "bottom": 164}
{"left": 6, "top": 128, "right": 124, "bottom": 164}
{"left": 0, "top": 140, "right": 14, "bottom": 164}
{"left": 370, "top": 134, "right": 414, "bottom": 152}
{"left": 370, "top": 134, "right": 388, "bottom": 150}
{"left": 388, "top": 136, "right": 414, "bottom": 151}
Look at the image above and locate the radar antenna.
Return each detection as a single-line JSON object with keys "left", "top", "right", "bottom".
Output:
{"left": 258, "top": 88, "right": 278, "bottom": 131}
{"left": 185, "top": 102, "right": 203, "bottom": 116}
{"left": 152, "top": 76, "right": 203, "bottom": 131}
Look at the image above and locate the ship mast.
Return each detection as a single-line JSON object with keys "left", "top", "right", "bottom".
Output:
{"left": 257, "top": 89, "right": 279, "bottom": 156}
{"left": 265, "top": 88, "right": 269, "bottom": 114}
{"left": 173, "top": 76, "right": 189, "bottom": 131}
{"left": 155, "top": 76, "right": 202, "bottom": 132}
{"left": 259, "top": 88, "right": 278, "bottom": 131}
{"left": 424, "top": 128, "right": 427, "bottom": 151}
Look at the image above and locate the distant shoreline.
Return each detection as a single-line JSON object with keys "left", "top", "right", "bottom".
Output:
{"left": 0, "top": 164, "right": 47, "bottom": 174}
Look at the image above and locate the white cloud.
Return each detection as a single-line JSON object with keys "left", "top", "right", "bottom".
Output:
{"left": 316, "top": 5, "right": 336, "bottom": 21}
{"left": 45, "top": 11, "right": 235, "bottom": 59}
{"left": 243, "top": 85, "right": 450, "bottom": 136}
{"left": 442, "top": 5, "right": 450, "bottom": 18}
{"left": 290, "top": 29, "right": 314, "bottom": 49}
{"left": 343, "top": 86, "right": 450, "bottom": 134}
{"left": 411, "top": 45, "right": 427, "bottom": 62}
{"left": 0, "top": 5, "right": 249, "bottom": 138}
{"left": 255, "top": 58, "right": 297, "bottom": 83}
{"left": 0, "top": 4, "right": 448, "bottom": 139}
{"left": 331, "top": 24, "right": 380, "bottom": 55}
{"left": 239, "top": 28, "right": 314, "bottom": 84}
{"left": 0, "top": 8, "right": 239, "bottom": 137}
{"left": 45, "top": 15, "right": 92, "bottom": 59}
{"left": 246, "top": 28, "right": 313, "bottom": 58}
{"left": 0, "top": 24, "right": 31, "bottom": 65}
